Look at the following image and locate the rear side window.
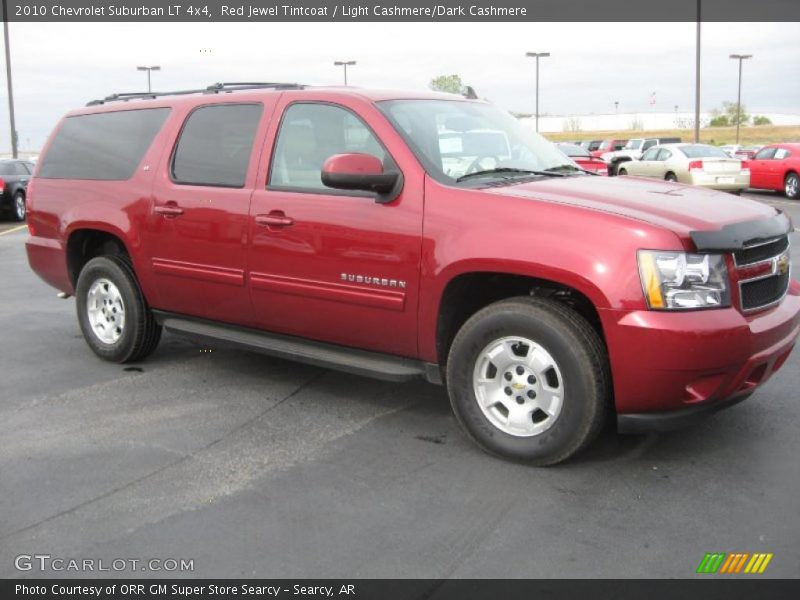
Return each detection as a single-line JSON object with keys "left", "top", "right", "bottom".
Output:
{"left": 171, "top": 104, "right": 262, "bottom": 187}
{"left": 774, "top": 148, "right": 791, "bottom": 160}
{"left": 754, "top": 147, "right": 777, "bottom": 160}
{"left": 38, "top": 108, "right": 170, "bottom": 180}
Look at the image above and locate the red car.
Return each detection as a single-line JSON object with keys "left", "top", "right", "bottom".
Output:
{"left": 26, "top": 84, "right": 799, "bottom": 465}
{"left": 748, "top": 143, "right": 800, "bottom": 199}
{"left": 556, "top": 142, "right": 609, "bottom": 175}
{"left": 591, "top": 138, "right": 628, "bottom": 158}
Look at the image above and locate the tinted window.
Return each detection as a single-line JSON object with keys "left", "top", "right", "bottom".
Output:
{"left": 39, "top": 108, "right": 170, "bottom": 180}
{"left": 754, "top": 147, "right": 776, "bottom": 160}
{"left": 678, "top": 145, "right": 729, "bottom": 159}
{"left": 557, "top": 143, "right": 589, "bottom": 158}
{"left": 270, "top": 103, "right": 387, "bottom": 190}
{"left": 641, "top": 148, "right": 660, "bottom": 161}
{"left": 0, "top": 163, "right": 14, "bottom": 176}
{"left": 172, "top": 104, "right": 262, "bottom": 187}
{"left": 13, "top": 162, "right": 29, "bottom": 175}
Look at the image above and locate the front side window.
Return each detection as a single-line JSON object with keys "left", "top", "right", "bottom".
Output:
{"left": 641, "top": 148, "right": 660, "bottom": 161}
{"left": 378, "top": 100, "right": 579, "bottom": 184}
{"left": 754, "top": 147, "right": 777, "bottom": 160}
{"left": 172, "top": 104, "right": 262, "bottom": 187}
{"left": 269, "top": 103, "right": 387, "bottom": 190}
{"left": 38, "top": 108, "right": 170, "bottom": 180}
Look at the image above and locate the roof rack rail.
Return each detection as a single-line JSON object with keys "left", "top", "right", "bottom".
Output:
{"left": 87, "top": 82, "right": 304, "bottom": 106}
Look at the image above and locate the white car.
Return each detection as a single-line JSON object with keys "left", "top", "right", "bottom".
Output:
{"left": 616, "top": 143, "right": 749, "bottom": 193}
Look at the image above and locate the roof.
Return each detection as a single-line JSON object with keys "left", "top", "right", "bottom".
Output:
{"left": 76, "top": 83, "right": 475, "bottom": 116}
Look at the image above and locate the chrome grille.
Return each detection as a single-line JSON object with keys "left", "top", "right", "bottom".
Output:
{"left": 737, "top": 238, "right": 791, "bottom": 311}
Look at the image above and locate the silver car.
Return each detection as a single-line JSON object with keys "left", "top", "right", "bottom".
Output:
{"left": 617, "top": 143, "right": 749, "bottom": 193}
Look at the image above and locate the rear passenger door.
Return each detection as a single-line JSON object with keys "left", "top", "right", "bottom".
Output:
{"left": 148, "top": 101, "right": 275, "bottom": 325}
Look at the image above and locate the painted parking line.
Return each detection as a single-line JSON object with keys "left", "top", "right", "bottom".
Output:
{"left": 0, "top": 225, "right": 27, "bottom": 236}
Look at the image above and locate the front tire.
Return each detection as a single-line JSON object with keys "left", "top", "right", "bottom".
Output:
{"left": 12, "top": 191, "right": 26, "bottom": 221}
{"left": 75, "top": 255, "right": 162, "bottom": 363}
{"left": 446, "top": 297, "right": 609, "bottom": 466}
{"left": 785, "top": 172, "right": 799, "bottom": 199}
{"left": 618, "top": 168, "right": 628, "bottom": 176}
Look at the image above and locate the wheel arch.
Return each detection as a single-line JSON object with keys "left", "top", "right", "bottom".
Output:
{"left": 432, "top": 266, "right": 610, "bottom": 368}
{"left": 66, "top": 226, "right": 132, "bottom": 288}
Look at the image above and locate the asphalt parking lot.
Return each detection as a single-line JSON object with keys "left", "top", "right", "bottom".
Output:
{"left": 0, "top": 191, "right": 798, "bottom": 579}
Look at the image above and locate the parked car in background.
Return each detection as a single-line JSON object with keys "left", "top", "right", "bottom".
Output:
{"left": 617, "top": 144, "right": 749, "bottom": 193}
{"left": 748, "top": 143, "right": 800, "bottom": 199}
{"left": 590, "top": 138, "right": 628, "bottom": 158}
{"left": 602, "top": 137, "right": 682, "bottom": 175}
{"left": 556, "top": 142, "right": 609, "bottom": 175}
{"left": 0, "top": 159, "right": 34, "bottom": 221}
{"left": 721, "top": 144, "right": 763, "bottom": 160}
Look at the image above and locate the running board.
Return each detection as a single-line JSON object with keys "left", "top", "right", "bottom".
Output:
{"left": 153, "top": 312, "right": 440, "bottom": 384}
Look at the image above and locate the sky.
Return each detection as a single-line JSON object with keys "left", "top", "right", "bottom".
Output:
{"left": 1, "top": 21, "right": 798, "bottom": 152}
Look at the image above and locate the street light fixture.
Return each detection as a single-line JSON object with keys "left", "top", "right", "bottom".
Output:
{"left": 136, "top": 65, "right": 161, "bottom": 93}
{"left": 729, "top": 53, "right": 753, "bottom": 145}
{"left": 333, "top": 60, "right": 356, "bottom": 86}
{"left": 525, "top": 52, "right": 550, "bottom": 132}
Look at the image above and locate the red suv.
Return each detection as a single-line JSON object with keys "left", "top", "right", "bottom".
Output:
{"left": 26, "top": 83, "right": 800, "bottom": 465}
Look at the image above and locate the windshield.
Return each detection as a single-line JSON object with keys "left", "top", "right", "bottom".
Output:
{"left": 678, "top": 145, "right": 730, "bottom": 159}
{"left": 624, "top": 139, "right": 643, "bottom": 150}
{"left": 377, "top": 100, "right": 578, "bottom": 184}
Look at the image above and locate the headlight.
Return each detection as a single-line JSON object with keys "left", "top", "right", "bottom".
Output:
{"left": 637, "top": 250, "right": 731, "bottom": 310}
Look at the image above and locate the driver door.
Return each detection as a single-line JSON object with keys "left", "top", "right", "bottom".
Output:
{"left": 246, "top": 96, "right": 424, "bottom": 357}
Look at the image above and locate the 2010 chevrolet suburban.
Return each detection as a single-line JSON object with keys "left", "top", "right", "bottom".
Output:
{"left": 26, "top": 83, "right": 800, "bottom": 465}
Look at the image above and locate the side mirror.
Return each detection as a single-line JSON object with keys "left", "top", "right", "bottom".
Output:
{"left": 321, "top": 153, "right": 401, "bottom": 203}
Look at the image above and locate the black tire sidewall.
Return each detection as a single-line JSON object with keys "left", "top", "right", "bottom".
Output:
{"left": 447, "top": 302, "right": 602, "bottom": 463}
{"left": 75, "top": 257, "right": 144, "bottom": 362}
{"left": 13, "top": 192, "right": 26, "bottom": 221}
{"left": 786, "top": 173, "right": 799, "bottom": 199}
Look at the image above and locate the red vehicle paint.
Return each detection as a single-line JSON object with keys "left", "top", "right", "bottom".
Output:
{"left": 25, "top": 86, "right": 800, "bottom": 463}
{"left": 556, "top": 143, "right": 609, "bottom": 175}
{"left": 591, "top": 138, "right": 628, "bottom": 158}
{"left": 748, "top": 143, "right": 800, "bottom": 199}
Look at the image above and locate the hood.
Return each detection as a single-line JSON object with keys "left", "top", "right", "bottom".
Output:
{"left": 484, "top": 175, "right": 780, "bottom": 241}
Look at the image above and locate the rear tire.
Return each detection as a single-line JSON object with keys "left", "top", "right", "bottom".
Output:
{"left": 618, "top": 168, "right": 628, "bottom": 176}
{"left": 446, "top": 297, "right": 609, "bottom": 466}
{"left": 12, "top": 191, "right": 26, "bottom": 221}
{"left": 785, "top": 172, "right": 799, "bottom": 199}
{"left": 75, "top": 255, "right": 162, "bottom": 363}
{"left": 665, "top": 172, "right": 677, "bottom": 182}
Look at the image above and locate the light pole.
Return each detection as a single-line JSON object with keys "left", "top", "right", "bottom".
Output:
{"left": 136, "top": 65, "right": 161, "bottom": 93}
{"left": 333, "top": 60, "right": 356, "bottom": 86}
{"left": 694, "top": 0, "right": 701, "bottom": 143}
{"left": 2, "top": 1, "right": 18, "bottom": 158}
{"left": 525, "top": 52, "right": 550, "bottom": 132}
{"left": 729, "top": 53, "right": 752, "bottom": 145}
{"left": 614, "top": 101, "right": 619, "bottom": 114}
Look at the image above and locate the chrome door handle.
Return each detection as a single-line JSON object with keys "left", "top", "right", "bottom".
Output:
{"left": 154, "top": 205, "right": 184, "bottom": 217}
{"left": 255, "top": 213, "right": 294, "bottom": 228}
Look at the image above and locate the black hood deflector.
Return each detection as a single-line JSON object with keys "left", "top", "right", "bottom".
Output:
{"left": 690, "top": 211, "right": 793, "bottom": 252}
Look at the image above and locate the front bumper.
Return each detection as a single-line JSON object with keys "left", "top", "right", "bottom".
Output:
{"left": 602, "top": 280, "right": 800, "bottom": 431}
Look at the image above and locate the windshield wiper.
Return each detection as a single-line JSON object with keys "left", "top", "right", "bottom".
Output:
{"left": 456, "top": 167, "right": 563, "bottom": 183}
{"left": 543, "top": 164, "right": 585, "bottom": 173}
